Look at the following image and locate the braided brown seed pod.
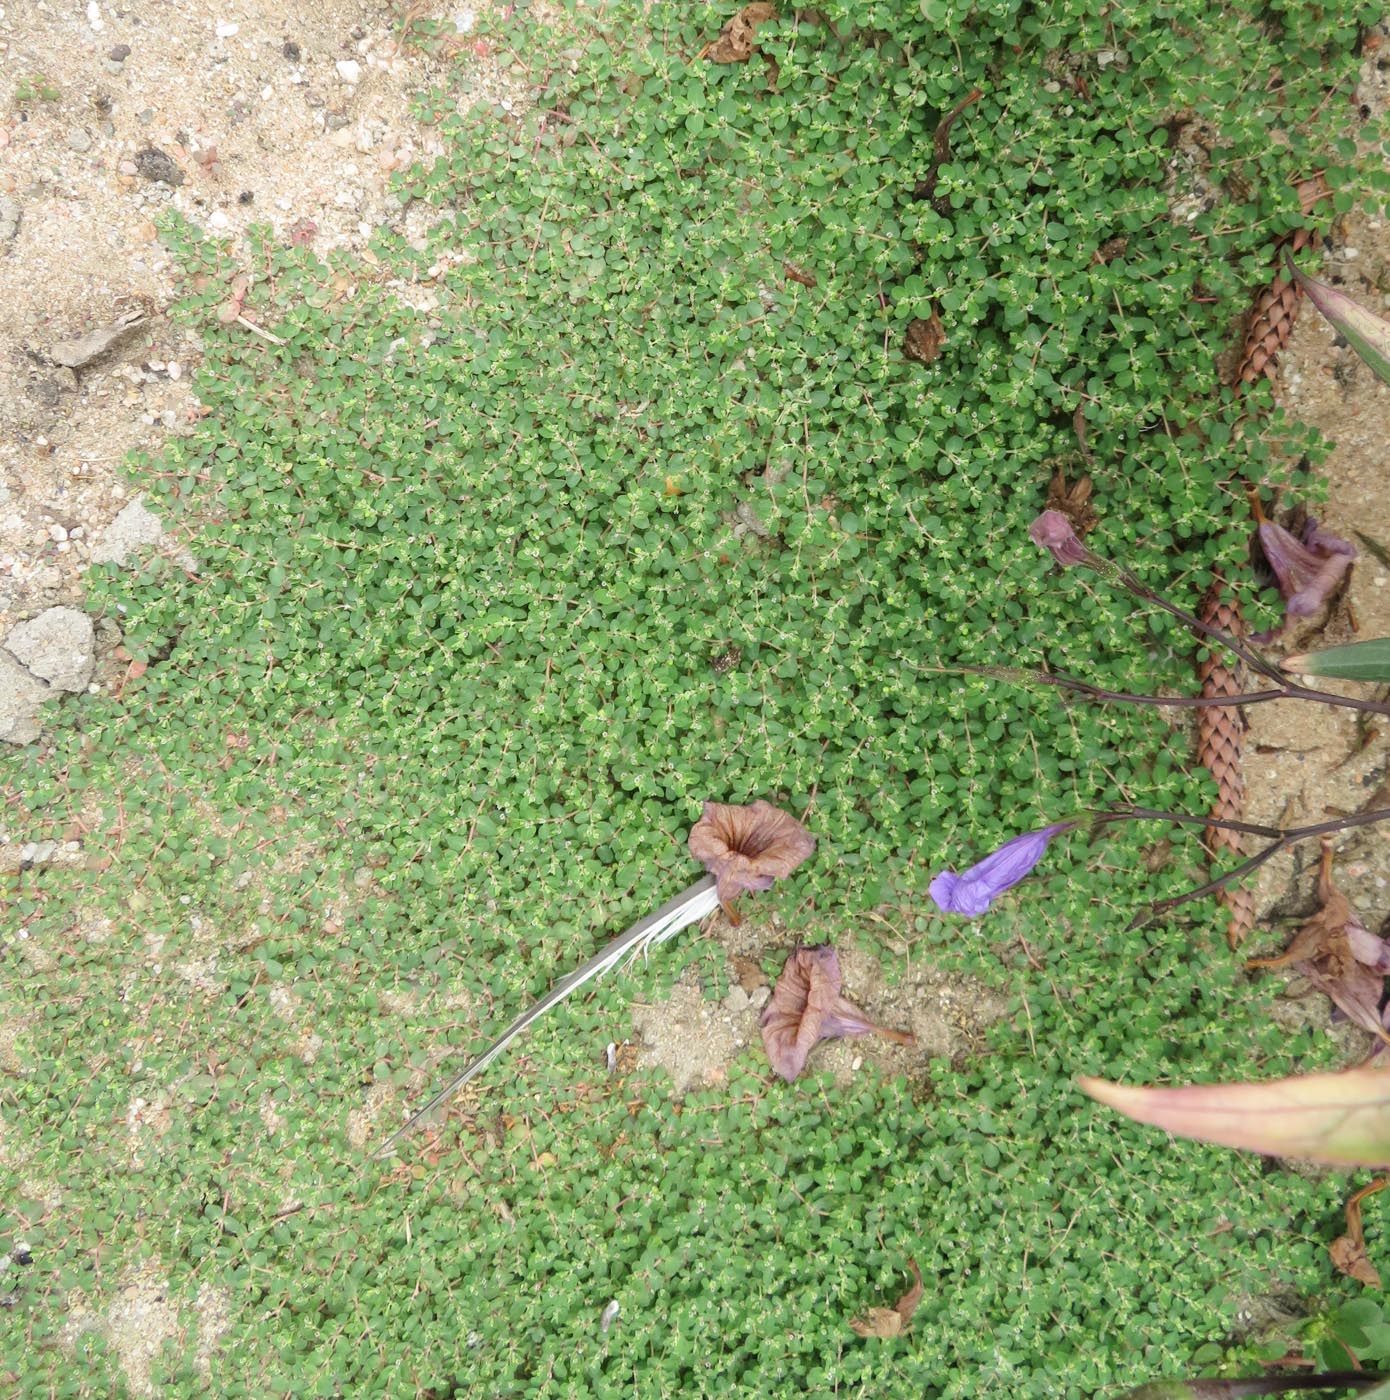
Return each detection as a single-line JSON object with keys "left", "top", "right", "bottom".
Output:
{"left": 1196, "top": 575, "right": 1255, "bottom": 947}
{"left": 1231, "top": 173, "right": 1331, "bottom": 388}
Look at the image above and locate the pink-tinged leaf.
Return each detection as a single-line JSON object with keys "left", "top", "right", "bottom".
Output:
{"left": 1079, "top": 1068, "right": 1390, "bottom": 1167}
{"left": 1288, "top": 256, "right": 1390, "bottom": 386}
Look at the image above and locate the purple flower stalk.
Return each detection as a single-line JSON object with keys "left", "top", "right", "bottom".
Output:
{"left": 929, "top": 823, "right": 1076, "bottom": 917}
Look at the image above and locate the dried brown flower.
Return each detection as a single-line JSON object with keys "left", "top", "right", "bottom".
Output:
{"left": 760, "top": 945, "right": 913, "bottom": 1082}
{"left": 687, "top": 799, "right": 815, "bottom": 917}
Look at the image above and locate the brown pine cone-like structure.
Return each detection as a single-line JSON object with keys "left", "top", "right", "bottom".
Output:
{"left": 1233, "top": 275, "right": 1301, "bottom": 386}
{"left": 1231, "top": 174, "right": 1330, "bottom": 388}
{"left": 1196, "top": 576, "right": 1254, "bottom": 947}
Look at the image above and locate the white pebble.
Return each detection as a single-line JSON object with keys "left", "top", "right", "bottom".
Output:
{"left": 48, "top": 524, "right": 68, "bottom": 543}
{"left": 209, "top": 210, "right": 229, "bottom": 229}
{"left": 87, "top": 1, "right": 103, "bottom": 29}
{"left": 261, "top": 85, "right": 273, "bottom": 100}
{"left": 216, "top": 21, "right": 239, "bottom": 37}
{"left": 454, "top": 8, "right": 476, "bottom": 31}
{"left": 336, "top": 59, "right": 362, "bottom": 83}
{"left": 167, "top": 361, "right": 181, "bottom": 381}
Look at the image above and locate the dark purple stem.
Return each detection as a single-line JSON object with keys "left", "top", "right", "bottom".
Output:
{"left": 1092, "top": 805, "right": 1390, "bottom": 928}
{"left": 1188, "top": 1375, "right": 1384, "bottom": 1398}
{"left": 1105, "top": 565, "right": 1390, "bottom": 718}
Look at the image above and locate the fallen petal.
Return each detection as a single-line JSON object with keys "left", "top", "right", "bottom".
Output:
{"left": 1079, "top": 1068, "right": 1390, "bottom": 1167}
{"left": 1289, "top": 256, "right": 1390, "bottom": 386}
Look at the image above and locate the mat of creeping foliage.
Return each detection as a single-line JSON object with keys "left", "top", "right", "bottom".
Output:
{"left": 5, "top": 2, "right": 1387, "bottom": 1394}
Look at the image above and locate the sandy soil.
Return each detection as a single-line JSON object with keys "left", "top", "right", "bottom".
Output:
{"left": 1239, "top": 32, "right": 1390, "bottom": 948}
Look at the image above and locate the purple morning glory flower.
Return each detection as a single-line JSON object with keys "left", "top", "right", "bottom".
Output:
{"left": 929, "top": 823, "right": 1076, "bottom": 917}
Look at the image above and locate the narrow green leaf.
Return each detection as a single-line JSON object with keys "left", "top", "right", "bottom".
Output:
{"left": 1281, "top": 636, "right": 1390, "bottom": 683}
{"left": 1079, "top": 1068, "right": 1390, "bottom": 1167}
{"left": 1289, "top": 254, "right": 1390, "bottom": 386}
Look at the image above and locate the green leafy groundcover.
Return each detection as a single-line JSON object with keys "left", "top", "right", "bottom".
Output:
{"left": 4, "top": 1, "right": 1387, "bottom": 1395}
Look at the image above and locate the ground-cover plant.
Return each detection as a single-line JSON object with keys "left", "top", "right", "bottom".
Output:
{"left": 4, "top": 2, "right": 1390, "bottom": 1395}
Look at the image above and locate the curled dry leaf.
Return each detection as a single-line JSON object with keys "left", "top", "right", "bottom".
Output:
{"left": 849, "top": 1259, "right": 923, "bottom": 1339}
{"left": 1045, "top": 465, "right": 1097, "bottom": 536}
{"left": 1287, "top": 251, "right": 1390, "bottom": 386}
{"left": 1247, "top": 839, "right": 1390, "bottom": 1047}
{"left": 687, "top": 799, "right": 815, "bottom": 917}
{"left": 1330, "top": 1178, "right": 1384, "bottom": 1288}
{"left": 760, "top": 945, "right": 913, "bottom": 1081}
{"left": 701, "top": 3, "right": 776, "bottom": 64}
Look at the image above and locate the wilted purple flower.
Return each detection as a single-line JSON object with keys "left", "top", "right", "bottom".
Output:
{"left": 1256, "top": 514, "right": 1355, "bottom": 622}
{"left": 688, "top": 799, "right": 816, "bottom": 921}
{"left": 760, "top": 946, "right": 913, "bottom": 1081}
{"left": 929, "top": 822, "right": 1076, "bottom": 917}
{"left": 1028, "top": 510, "right": 1093, "bottom": 568}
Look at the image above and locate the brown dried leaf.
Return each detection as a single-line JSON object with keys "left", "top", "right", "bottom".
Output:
{"left": 914, "top": 87, "right": 983, "bottom": 211}
{"left": 1331, "top": 1179, "right": 1385, "bottom": 1287}
{"left": 1247, "top": 840, "right": 1390, "bottom": 1045}
{"left": 1330, "top": 1233, "right": 1381, "bottom": 1287}
{"left": 688, "top": 799, "right": 815, "bottom": 910}
{"left": 1045, "top": 466, "right": 1097, "bottom": 536}
{"left": 903, "top": 312, "right": 945, "bottom": 366}
{"left": 702, "top": 3, "right": 776, "bottom": 64}
{"left": 729, "top": 955, "right": 768, "bottom": 994}
{"left": 850, "top": 1260, "right": 923, "bottom": 1338}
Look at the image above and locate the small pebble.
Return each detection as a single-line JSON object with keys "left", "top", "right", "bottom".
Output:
{"left": 336, "top": 59, "right": 362, "bottom": 83}
{"left": 67, "top": 129, "right": 93, "bottom": 153}
{"left": 282, "top": 40, "right": 301, "bottom": 61}
{"left": 48, "top": 524, "right": 68, "bottom": 543}
{"left": 209, "top": 210, "right": 229, "bottom": 229}
{"left": 87, "top": 0, "right": 103, "bottom": 29}
{"left": 108, "top": 43, "right": 131, "bottom": 61}
{"left": 166, "top": 362, "right": 181, "bottom": 380}
{"left": 215, "top": 21, "right": 239, "bottom": 38}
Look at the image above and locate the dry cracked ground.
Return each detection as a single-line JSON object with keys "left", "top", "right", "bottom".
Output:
{"left": 2, "top": 5, "right": 1390, "bottom": 1390}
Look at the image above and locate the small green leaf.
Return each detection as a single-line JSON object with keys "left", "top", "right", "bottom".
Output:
{"left": 1289, "top": 254, "right": 1390, "bottom": 386}
{"left": 1282, "top": 636, "right": 1390, "bottom": 683}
